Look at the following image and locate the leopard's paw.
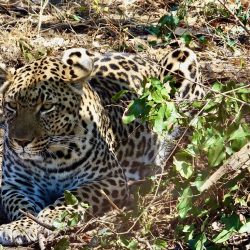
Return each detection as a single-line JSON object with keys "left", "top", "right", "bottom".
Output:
{"left": 0, "top": 219, "right": 38, "bottom": 246}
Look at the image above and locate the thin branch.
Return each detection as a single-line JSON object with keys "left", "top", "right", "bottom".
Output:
{"left": 37, "top": 0, "right": 50, "bottom": 35}
{"left": 217, "top": 0, "right": 250, "bottom": 36}
{"left": 100, "top": 189, "right": 123, "bottom": 214}
{"left": 200, "top": 142, "right": 250, "bottom": 192}
{"left": 19, "top": 209, "right": 55, "bottom": 231}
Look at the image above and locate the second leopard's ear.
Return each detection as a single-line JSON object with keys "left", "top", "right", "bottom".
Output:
{"left": 61, "top": 48, "right": 93, "bottom": 91}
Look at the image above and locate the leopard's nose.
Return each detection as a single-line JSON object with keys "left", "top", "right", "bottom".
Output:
{"left": 14, "top": 138, "right": 33, "bottom": 148}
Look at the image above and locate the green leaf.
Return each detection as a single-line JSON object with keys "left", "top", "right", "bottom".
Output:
{"left": 181, "top": 33, "right": 192, "bottom": 46}
{"left": 213, "top": 229, "right": 234, "bottom": 243}
{"left": 203, "top": 100, "right": 219, "bottom": 112}
{"left": 177, "top": 187, "right": 193, "bottom": 218}
{"left": 204, "top": 129, "right": 218, "bottom": 149}
{"left": 150, "top": 78, "right": 162, "bottom": 88}
{"left": 67, "top": 212, "right": 81, "bottom": 227}
{"left": 192, "top": 101, "right": 203, "bottom": 108}
{"left": 174, "top": 157, "right": 193, "bottom": 179}
{"left": 237, "top": 87, "right": 250, "bottom": 94}
{"left": 152, "top": 239, "right": 168, "bottom": 250}
{"left": 151, "top": 90, "right": 164, "bottom": 103}
{"left": 153, "top": 115, "right": 164, "bottom": 134}
{"left": 221, "top": 214, "right": 241, "bottom": 230}
{"left": 126, "top": 240, "right": 138, "bottom": 250}
{"left": 52, "top": 219, "right": 67, "bottom": 230}
{"left": 165, "top": 101, "right": 179, "bottom": 119}
{"left": 71, "top": 14, "right": 81, "bottom": 21}
{"left": 60, "top": 210, "right": 69, "bottom": 220}
{"left": 147, "top": 26, "right": 161, "bottom": 36}
{"left": 159, "top": 14, "right": 179, "bottom": 28}
{"left": 111, "top": 89, "right": 129, "bottom": 101}
{"left": 64, "top": 190, "right": 78, "bottom": 205}
{"left": 212, "top": 82, "right": 223, "bottom": 92}
{"left": 193, "top": 174, "right": 206, "bottom": 191}
{"left": 122, "top": 112, "right": 136, "bottom": 124}
{"left": 119, "top": 237, "right": 138, "bottom": 250}
{"left": 153, "top": 105, "right": 166, "bottom": 133}
{"left": 229, "top": 124, "right": 250, "bottom": 141}
{"left": 163, "top": 74, "right": 174, "bottom": 83}
{"left": 183, "top": 224, "right": 195, "bottom": 240}
{"left": 194, "top": 233, "right": 207, "bottom": 250}
{"left": 229, "top": 124, "right": 250, "bottom": 150}
{"left": 80, "top": 201, "right": 90, "bottom": 209}
{"left": 208, "top": 137, "right": 225, "bottom": 167}
{"left": 238, "top": 221, "right": 250, "bottom": 233}
{"left": 227, "top": 39, "right": 236, "bottom": 48}
{"left": 54, "top": 238, "right": 70, "bottom": 250}
{"left": 123, "top": 98, "right": 149, "bottom": 124}
{"left": 197, "top": 35, "right": 207, "bottom": 44}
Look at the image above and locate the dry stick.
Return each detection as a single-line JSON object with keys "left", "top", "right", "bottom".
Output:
{"left": 220, "top": 83, "right": 250, "bottom": 95}
{"left": 37, "top": 0, "right": 49, "bottom": 35}
{"left": 137, "top": 237, "right": 153, "bottom": 250}
{"left": 19, "top": 209, "right": 55, "bottom": 231}
{"left": 38, "top": 233, "right": 46, "bottom": 250}
{"left": 217, "top": 0, "right": 250, "bottom": 36}
{"left": 100, "top": 189, "right": 123, "bottom": 214}
{"left": 200, "top": 142, "right": 250, "bottom": 192}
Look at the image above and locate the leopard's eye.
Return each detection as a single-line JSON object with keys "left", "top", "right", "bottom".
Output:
{"left": 40, "top": 103, "right": 55, "bottom": 114}
{"left": 5, "top": 102, "right": 17, "bottom": 112}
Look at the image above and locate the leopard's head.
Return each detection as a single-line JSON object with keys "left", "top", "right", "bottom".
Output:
{"left": 0, "top": 48, "right": 93, "bottom": 161}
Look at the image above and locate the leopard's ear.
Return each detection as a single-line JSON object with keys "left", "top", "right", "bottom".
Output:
{"left": 0, "top": 63, "right": 15, "bottom": 94}
{"left": 61, "top": 48, "right": 93, "bottom": 90}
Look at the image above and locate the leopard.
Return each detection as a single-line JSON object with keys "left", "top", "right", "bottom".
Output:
{"left": 0, "top": 47, "right": 204, "bottom": 245}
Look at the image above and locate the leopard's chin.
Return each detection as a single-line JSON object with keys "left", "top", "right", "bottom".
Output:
{"left": 18, "top": 152, "right": 44, "bottom": 161}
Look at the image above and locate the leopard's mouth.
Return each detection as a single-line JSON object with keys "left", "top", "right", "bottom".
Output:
{"left": 5, "top": 136, "right": 51, "bottom": 161}
{"left": 18, "top": 151, "right": 44, "bottom": 161}
{"left": 6, "top": 139, "right": 45, "bottom": 161}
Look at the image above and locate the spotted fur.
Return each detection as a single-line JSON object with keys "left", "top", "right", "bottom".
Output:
{"left": 0, "top": 47, "right": 204, "bottom": 245}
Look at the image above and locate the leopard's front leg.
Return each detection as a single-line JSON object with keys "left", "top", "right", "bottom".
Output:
{"left": 1, "top": 187, "right": 45, "bottom": 221}
{"left": 0, "top": 186, "right": 46, "bottom": 245}
{"left": 38, "top": 176, "right": 128, "bottom": 226}
{"left": 0, "top": 176, "right": 128, "bottom": 246}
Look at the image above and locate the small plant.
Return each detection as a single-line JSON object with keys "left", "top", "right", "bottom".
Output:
{"left": 233, "top": 0, "right": 250, "bottom": 26}
{"left": 53, "top": 190, "right": 90, "bottom": 230}
{"left": 147, "top": 11, "right": 182, "bottom": 44}
{"left": 174, "top": 81, "right": 250, "bottom": 249}
{"left": 122, "top": 77, "right": 185, "bottom": 135}
{"left": 203, "top": 2, "right": 230, "bottom": 20}
{"left": 18, "top": 39, "right": 48, "bottom": 62}
{"left": 123, "top": 76, "right": 250, "bottom": 249}
{"left": 91, "top": 0, "right": 109, "bottom": 14}
{"left": 50, "top": 191, "right": 91, "bottom": 249}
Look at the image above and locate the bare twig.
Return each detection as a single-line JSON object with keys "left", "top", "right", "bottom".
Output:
{"left": 217, "top": 0, "right": 250, "bottom": 36}
{"left": 37, "top": 0, "right": 50, "bottom": 35}
{"left": 137, "top": 237, "right": 153, "bottom": 250}
{"left": 19, "top": 209, "right": 55, "bottom": 231}
{"left": 100, "top": 189, "right": 123, "bottom": 214}
{"left": 200, "top": 142, "right": 250, "bottom": 192}
{"left": 127, "top": 179, "right": 147, "bottom": 186}
{"left": 38, "top": 233, "right": 46, "bottom": 250}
